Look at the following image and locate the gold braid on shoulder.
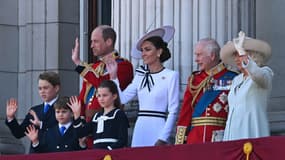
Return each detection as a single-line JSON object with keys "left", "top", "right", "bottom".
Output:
{"left": 93, "top": 62, "right": 105, "bottom": 76}
{"left": 189, "top": 74, "right": 212, "bottom": 107}
{"left": 93, "top": 52, "right": 120, "bottom": 77}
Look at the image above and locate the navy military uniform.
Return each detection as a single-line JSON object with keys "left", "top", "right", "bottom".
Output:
{"left": 33, "top": 124, "right": 85, "bottom": 153}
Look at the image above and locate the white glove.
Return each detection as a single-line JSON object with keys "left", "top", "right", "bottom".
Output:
{"left": 233, "top": 31, "right": 246, "bottom": 55}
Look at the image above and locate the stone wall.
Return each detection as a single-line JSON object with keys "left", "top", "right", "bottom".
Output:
{"left": 0, "top": 0, "right": 80, "bottom": 154}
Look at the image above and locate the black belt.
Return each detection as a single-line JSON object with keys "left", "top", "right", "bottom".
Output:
{"left": 138, "top": 110, "right": 167, "bottom": 118}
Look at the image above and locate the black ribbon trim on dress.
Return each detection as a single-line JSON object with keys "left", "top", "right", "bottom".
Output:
{"left": 136, "top": 65, "right": 154, "bottom": 92}
{"left": 138, "top": 110, "right": 167, "bottom": 119}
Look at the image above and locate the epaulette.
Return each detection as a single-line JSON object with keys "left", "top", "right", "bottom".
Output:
{"left": 187, "top": 71, "right": 200, "bottom": 81}
{"left": 191, "top": 70, "right": 201, "bottom": 76}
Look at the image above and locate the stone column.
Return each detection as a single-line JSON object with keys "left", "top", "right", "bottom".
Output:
{"left": 111, "top": 0, "right": 256, "bottom": 144}
{"left": 0, "top": 0, "right": 80, "bottom": 154}
{"left": 111, "top": 0, "right": 256, "bottom": 91}
{"left": 0, "top": 0, "right": 25, "bottom": 155}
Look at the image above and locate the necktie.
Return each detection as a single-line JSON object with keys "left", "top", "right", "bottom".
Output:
{"left": 60, "top": 126, "right": 66, "bottom": 136}
{"left": 43, "top": 104, "right": 50, "bottom": 114}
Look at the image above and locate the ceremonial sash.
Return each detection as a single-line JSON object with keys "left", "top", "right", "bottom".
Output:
{"left": 188, "top": 71, "right": 236, "bottom": 131}
{"left": 192, "top": 89, "right": 220, "bottom": 118}
{"left": 192, "top": 71, "right": 236, "bottom": 118}
{"left": 86, "top": 86, "right": 95, "bottom": 104}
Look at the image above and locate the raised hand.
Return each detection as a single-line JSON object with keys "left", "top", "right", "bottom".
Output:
{"left": 25, "top": 125, "right": 39, "bottom": 145}
{"left": 6, "top": 98, "right": 18, "bottom": 121}
{"left": 71, "top": 37, "right": 81, "bottom": 65}
{"left": 233, "top": 31, "right": 246, "bottom": 55}
{"left": 29, "top": 110, "right": 41, "bottom": 127}
{"left": 67, "top": 96, "right": 81, "bottom": 120}
{"left": 105, "top": 57, "right": 118, "bottom": 80}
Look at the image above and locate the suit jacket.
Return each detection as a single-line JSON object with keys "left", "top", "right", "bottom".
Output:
{"left": 33, "top": 124, "right": 85, "bottom": 153}
{"left": 5, "top": 103, "right": 57, "bottom": 138}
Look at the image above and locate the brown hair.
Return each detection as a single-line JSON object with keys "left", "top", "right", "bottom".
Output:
{"left": 53, "top": 97, "right": 72, "bottom": 111}
{"left": 144, "top": 36, "right": 171, "bottom": 63}
{"left": 38, "top": 71, "right": 61, "bottom": 87}
{"left": 98, "top": 80, "right": 121, "bottom": 108}
{"left": 97, "top": 25, "right": 117, "bottom": 47}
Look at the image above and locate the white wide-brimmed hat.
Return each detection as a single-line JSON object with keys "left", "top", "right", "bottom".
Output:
{"left": 131, "top": 26, "right": 175, "bottom": 59}
{"left": 220, "top": 37, "right": 271, "bottom": 67}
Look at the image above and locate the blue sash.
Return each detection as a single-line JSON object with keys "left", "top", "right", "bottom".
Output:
{"left": 192, "top": 71, "right": 237, "bottom": 118}
{"left": 187, "top": 71, "right": 236, "bottom": 132}
{"left": 86, "top": 86, "right": 95, "bottom": 104}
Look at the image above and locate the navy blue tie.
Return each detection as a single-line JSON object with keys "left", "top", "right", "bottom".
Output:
{"left": 60, "top": 126, "right": 66, "bottom": 136}
{"left": 43, "top": 104, "right": 50, "bottom": 114}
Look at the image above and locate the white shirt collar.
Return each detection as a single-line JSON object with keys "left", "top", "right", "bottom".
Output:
{"left": 44, "top": 95, "right": 59, "bottom": 106}
{"left": 58, "top": 121, "right": 72, "bottom": 130}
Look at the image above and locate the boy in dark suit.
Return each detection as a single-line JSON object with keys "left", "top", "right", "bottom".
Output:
{"left": 25, "top": 97, "right": 86, "bottom": 153}
{"left": 5, "top": 72, "right": 60, "bottom": 152}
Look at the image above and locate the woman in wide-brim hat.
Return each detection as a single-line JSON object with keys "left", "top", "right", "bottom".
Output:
{"left": 106, "top": 26, "right": 180, "bottom": 147}
{"left": 221, "top": 32, "right": 274, "bottom": 141}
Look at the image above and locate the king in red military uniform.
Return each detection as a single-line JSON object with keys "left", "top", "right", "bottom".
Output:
{"left": 72, "top": 25, "right": 133, "bottom": 148}
{"left": 175, "top": 38, "right": 237, "bottom": 144}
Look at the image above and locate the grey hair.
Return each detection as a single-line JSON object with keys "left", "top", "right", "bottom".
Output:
{"left": 197, "top": 38, "right": 221, "bottom": 58}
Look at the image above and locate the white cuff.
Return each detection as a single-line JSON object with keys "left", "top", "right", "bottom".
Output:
{"left": 7, "top": 118, "right": 14, "bottom": 123}
{"left": 39, "top": 121, "right": 43, "bottom": 129}
{"left": 32, "top": 141, "right": 39, "bottom": 148}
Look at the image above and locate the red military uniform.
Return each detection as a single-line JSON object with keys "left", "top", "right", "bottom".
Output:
{"left": 175, "top": 63, "right": 237, "bottom": 144}
{"left": 75, "top": 52, "right": 133, "bottom": 148}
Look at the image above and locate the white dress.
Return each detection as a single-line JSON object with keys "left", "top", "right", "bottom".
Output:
{"left": 114, "top": 66, "right": 180, "bottom": 147}
{"left": 223, "top": 59, "right": 274, "bottom": 141}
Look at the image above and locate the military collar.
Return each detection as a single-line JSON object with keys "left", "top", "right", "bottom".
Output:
{"left": 205, "top": 62, "right": 225, "bottom": 76}
{"left": 99, "top": 50, "right": 119, "bottom": 61}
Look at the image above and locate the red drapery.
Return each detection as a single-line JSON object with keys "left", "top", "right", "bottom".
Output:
{"left": 1, "top": 136, "right": 284, "bottom": 160}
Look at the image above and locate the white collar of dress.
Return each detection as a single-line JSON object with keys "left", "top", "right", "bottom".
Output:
{"left": 92, "top": 108, "right": 120, "bottom": 122}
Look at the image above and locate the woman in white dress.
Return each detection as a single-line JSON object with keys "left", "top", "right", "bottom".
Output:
{"left": 221, "top": 31, "right": 273, "bottom": 141}
{"left": 106, "top": 26, "right": 180, "bottom": 147}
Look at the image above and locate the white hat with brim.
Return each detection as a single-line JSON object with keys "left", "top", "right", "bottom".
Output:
{"left": 220, "top": 38, "right": 271, "bottom": 67}
{"left": 131, "top": 26, "right": 175, "bottom": 59}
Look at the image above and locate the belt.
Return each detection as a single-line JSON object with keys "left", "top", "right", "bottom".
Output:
{"left": 138, "top": 110, "right": 167, "bottom": 118}
{"left": 93, "top": 138, "right": 118, "bottom": 144}
{"left": 191, "top": 117, "right": 226, "bottom": 127}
